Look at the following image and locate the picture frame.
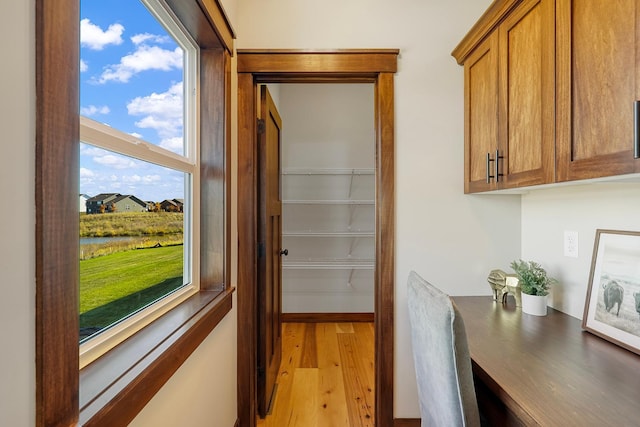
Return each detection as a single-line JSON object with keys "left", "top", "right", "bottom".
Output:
{"left": 583, "top": 229, "right": 640, "bottom": 355}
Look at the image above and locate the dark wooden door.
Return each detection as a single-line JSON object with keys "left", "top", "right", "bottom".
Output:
{"left": 257, "top": 85, "right": 284, "bottom": 418}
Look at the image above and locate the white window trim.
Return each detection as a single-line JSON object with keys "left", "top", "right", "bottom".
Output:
{"left": 79, "top": 0, "right": 201, "bottom": 368}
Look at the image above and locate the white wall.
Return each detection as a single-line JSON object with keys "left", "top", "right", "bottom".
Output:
{"left": 279, "top": 84, "right": 374, "bottom": 169}
{"left": 0, "top": 1, "right": 35, "bottom": 425}
{"left": 278, "top": 84, "right": 376, "bottom": 313}
{"left": 2, "top": 0, "right": 239, "bottom": 425}
{"left": 130, "top": 307, "right": 237, "bottom": 426}
{"left": 235, "top": 0, "right": 520, "bottom": 418}
{"left": 522, "top": 183, "right": 640, "bottom": 319}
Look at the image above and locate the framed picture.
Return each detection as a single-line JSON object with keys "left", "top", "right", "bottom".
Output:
{"left": 583, "top": 229, "right": 640, "bottom": 355}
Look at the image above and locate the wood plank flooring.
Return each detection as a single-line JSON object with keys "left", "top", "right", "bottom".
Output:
{"left": 257, "top": 322, "right": 375, "bottom": 427}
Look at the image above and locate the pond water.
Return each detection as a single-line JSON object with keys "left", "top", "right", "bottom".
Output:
{"left": 80, "top": 236, "right": 137, "bottom": 245}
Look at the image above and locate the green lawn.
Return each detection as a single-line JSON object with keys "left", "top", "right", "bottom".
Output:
{"left": 80, "top": 245, "right": 184, "bottom": 338}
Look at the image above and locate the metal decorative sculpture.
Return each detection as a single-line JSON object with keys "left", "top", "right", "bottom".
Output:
{"left": 487, "top": 269, "right": 522, "bottom": 307}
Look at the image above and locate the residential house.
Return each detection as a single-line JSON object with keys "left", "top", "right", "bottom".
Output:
{"left": 79, "top": 194, "right": 89, "bottom": 213}
{"left": 111, "top": 194, "right": 148, "bottom": 213}
{"left": 172, "top": 198, "right": 184, "bottom": 211}
{"left": 85, "top": 193, "right": 119, "bottom": 214}
{"left": 146, "top": 201, "right": 158, "bottom": 212}
{"left": 160, "top": 199, "right": 183, "bottom": 212}
{"left": 86, "top": 193, "right": 148, "bottom": 213}
{"left": 5, "top": 0, "right": 640, "bottom": 426}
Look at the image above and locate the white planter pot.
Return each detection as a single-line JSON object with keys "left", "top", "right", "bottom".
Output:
{"left": 521, "top": 293, "right": 547, "bottom": 316}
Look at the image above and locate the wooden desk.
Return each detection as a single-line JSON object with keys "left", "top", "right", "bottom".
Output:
{"left": 452, "top": 296, "right": 640, "bottom": 426}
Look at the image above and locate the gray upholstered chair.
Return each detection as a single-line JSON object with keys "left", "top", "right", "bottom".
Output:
{"left": 407, "top": 270, "right": 481, "bottom": 427}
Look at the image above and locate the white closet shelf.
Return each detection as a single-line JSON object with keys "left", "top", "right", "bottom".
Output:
{"left": 283, "top": 259, "right": 375, "bottom": 270}
{"left": 283, "top": 199, "right": 374, "bottom": 205}
{"left": 282, "top": 168, "right": 374, "bottom": 176}
{"left": 283, "top": 231, "right": 375, "bottom": 237}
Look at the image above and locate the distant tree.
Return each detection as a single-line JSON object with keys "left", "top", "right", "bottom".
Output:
{"left": 99, "top": 203, "right": 106, "bottom": 214}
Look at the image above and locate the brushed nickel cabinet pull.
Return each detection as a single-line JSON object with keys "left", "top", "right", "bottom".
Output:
{"left": 495, "top": 149, "right": 504, "bottom": 182}
{"left": 486, "top": 152, "right": 495, "bottom": 183}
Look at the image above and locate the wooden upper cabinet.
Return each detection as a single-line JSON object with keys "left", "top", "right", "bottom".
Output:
{"left": 499, "top": 0, "right": 555, "bottom": 188}
{"left": 458, "top": 0, "right": 554, "bottom": 193}
{"left": 556, "top": 0, "right": 640, "bottom": 181}
{"left": 464, "top": 32, "right": 500, "bottom": 193}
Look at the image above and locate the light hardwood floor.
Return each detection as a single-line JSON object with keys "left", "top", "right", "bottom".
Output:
{"left": 256, "top": 322, "right": 375, "bottom": 427}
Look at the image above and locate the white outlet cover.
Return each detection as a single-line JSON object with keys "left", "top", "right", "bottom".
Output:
{"left": 564, "top": 230, "right": 579, "bottom": 258}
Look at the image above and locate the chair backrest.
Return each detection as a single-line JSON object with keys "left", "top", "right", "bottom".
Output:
{"left": 407, "top": 271, "right": 480, "bottom": 427}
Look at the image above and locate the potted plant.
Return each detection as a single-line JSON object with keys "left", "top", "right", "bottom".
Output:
{"left": 510, "top": 259, "right": 557, "bottom": 316}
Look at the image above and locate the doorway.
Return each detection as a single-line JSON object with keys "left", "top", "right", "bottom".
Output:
{"left": 262, "top": 83, "right": 376, "bottom": 424}
{"left": 236, "top": 50, "right": 398, "bottom": 427}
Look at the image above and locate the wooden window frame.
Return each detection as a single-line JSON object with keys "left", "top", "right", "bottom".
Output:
{"left": 236, "top": 49, "right": 398, "bottom": 427}
{"left": 35, "top": 0, "right": 234, "bottom": 425}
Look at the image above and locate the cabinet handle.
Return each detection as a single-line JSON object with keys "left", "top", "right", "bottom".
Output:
{"left": 635, "top": 101, "right": 640, "bottom": 159}
{"left": 495, "top": 149, "right": 504, "bottom": 182}
{"left": 486, "top": 152, "right": 495, "bottom": 183}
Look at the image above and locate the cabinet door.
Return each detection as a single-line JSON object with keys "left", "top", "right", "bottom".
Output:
{"left": 556, "top": 0, "right": 640, "bottom": 181}
{"left": 464, "top": 32, "right": 499, "bottom": 193}
{"left": 499, "top": 0, "right": 555, "bottom": 188}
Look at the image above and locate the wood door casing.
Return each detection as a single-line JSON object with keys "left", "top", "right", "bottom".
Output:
{"left": 236, "top": 50, "right": 398, "bottom": 427}
{"left": 556, "top": 0, "right": 640, "bottom": 181}
{"left": 257, "top": 86, "right": 283, "bottom": 418}
{"left": 499, "top": 0, "right": 555, "bottom": 188}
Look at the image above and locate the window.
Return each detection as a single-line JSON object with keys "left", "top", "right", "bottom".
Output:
{"left": 36, "top": 0, "right": 234, "bottom": 425}
{"left": 79, "top": 0, "right": 200, "bottom": 364}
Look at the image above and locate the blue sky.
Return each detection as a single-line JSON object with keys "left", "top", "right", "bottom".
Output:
{"left": 80, "top": 0, "right": 185, "bottom": 202}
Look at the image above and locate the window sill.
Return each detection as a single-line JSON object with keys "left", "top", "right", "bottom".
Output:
{"left": 79, "top": 287, "right": 234, "bottom": 426}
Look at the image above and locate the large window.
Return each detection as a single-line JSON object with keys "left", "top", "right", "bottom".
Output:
{"left": 36, "top": 0, "right": 233, "bottom": 424}
{"left": 79, "top": 0, "right": 200, "bottom": 364}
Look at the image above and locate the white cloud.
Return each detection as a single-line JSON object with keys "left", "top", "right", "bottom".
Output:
{"left": 131, "top": 33, "right": 171, "bottom": 45}
{"left": 80, "top": 168, "right": 95, "bottom": 178}
{"left": 80, "top": 19, "right": 124, "bottom": 50}
{"left": 94, "top": 154, "right": 138, "bottom": 170}
{"left": 99, "top": 45, "right": 183, "bottom": 83}
{"left": 123, "top": 174, "right": 142, "bottom": 183}
{"left": 80, "top": 145, "right": 109, "bottom": 157}
{"left": 122, "top": 174, "right": 162, "bottom": 184}
{"left": 127, "top": 82, "right": 184, "bottom": 153}
{"left": 80, "top": 60, "right": 88, "bottom": 72}
{"left": 79, "top": 168, "right": 96, "bottom": 189}
{"left": 129, "top": 132, "right": 143, "bottom": 138}
{"left": 159, "top": 137, "right": 184, "bottom": 153}
{"left": 142, "top": 174, "right": 162, "bottom": 184}
{"left": 80, "top": 105, "right": 110, "bottom": 116}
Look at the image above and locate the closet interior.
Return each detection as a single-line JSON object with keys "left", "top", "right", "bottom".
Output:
{"left": 274, "top": 83, "right": 375, "bottom": 314}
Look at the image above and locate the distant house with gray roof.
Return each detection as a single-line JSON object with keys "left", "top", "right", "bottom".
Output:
{"left": 86, "top": 193, "right": 148, "bottom": 214}
{"left": 111, "top": 194, "right": 148, "bottom": 212}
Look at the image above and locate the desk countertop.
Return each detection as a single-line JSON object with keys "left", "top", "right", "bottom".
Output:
{"left": 452, "top": 296, "right": 640, "bottom": 426}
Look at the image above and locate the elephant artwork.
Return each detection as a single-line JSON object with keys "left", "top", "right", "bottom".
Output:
{"left": 487, "top": 269, "right": 522, "bottom": 307}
